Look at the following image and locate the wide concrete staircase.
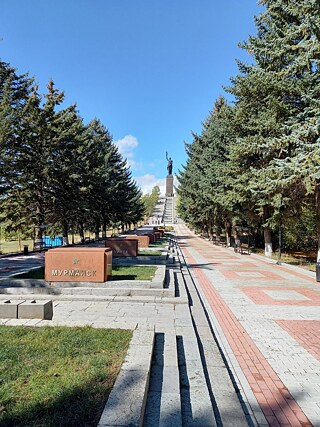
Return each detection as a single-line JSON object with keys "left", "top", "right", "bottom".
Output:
{"left": 163, "top": 196, "right": 175, "bottom": 225}
{"left": 148, "top": 195, "right": 176, "bottom": 225}
{"left": 149, "top": 197, "right": 166, "bottom": 225}
{"left": 142, "top": 238, "right": 251, "bottom": 427}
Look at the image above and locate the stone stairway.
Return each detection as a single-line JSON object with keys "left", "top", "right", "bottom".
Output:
{"left": 163, "top": 196, "right": 174, "bottom": 225}
{"left": 149, "top": 197, "right": 166, "bottom": 225}
{"left": 143, "top": 238, "right": 250, "bottom": 427}
{"left": 148, "top": 195, "right": 176, "bottom": 225}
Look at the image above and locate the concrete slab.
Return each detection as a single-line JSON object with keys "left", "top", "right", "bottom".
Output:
{"left": 18, "top": 300, "right": 53, "bottom": 320}
{"left": 0, "top": 299, "right": 25, "bottom": 318}
{"left": 98, "top": 327, "right": 154, "bottom": 427}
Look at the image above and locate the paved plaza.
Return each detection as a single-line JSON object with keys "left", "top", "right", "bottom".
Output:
{"left": 176, "top": 223, "right": 320, "bottom": 427}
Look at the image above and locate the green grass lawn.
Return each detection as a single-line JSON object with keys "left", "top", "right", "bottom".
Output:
{"left": 138, "top": 250, "right": 162, "bottom": 256}
{"left": 0, "top": 325, "right": 132, "bottom": 427}
{"left": 0, "top": 231, "right": 114, "bottom": 255}
{"left": 12, "top": 265, "right": 157, "bottom": 281}
{"left": 0, "top": 238, "right": 33, "bottom": 255}
{"left": 111, "top": 265, "right": 157, "bottom": 281}
{"left": 149, "top": 238, "right": 167, "bottom": 248}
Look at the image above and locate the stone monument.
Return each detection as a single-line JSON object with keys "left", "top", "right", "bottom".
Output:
{"left": 165, "top": 152, "right": 174, "bottom": 197}
{"left": 45, "top": 247, "right": 113, "bottom": 283}
{"left": 105, "top": 238, "right": 138, "bottom": 257}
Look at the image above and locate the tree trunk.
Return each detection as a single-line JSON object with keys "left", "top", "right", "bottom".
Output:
{"left": 264, "top": 229, "right": 273, "bottom": 257}
{"left": 102, "top": 219, "right": 107, "bottom": 239}
{"left": 232, "top": 224, "right": 240, "bottom": 248}
{"left": 79, "top": 223, "right": 85, "bottom": 244}
{"left": 34, "top": 200, "right": 45, "bottom": 248}
{"left": 225, "top": 221, "right": 231, "bottom": 247}
{"left": 95, "top": 220, "right": 100, "bottom": 241}
{"left": 216, "top": 226, "right": 221, "bottom": 242}
{"left": 315, "top": 184, "right": 320, "bottom": 262}
{"left": 62, "top": 220, "right": 69, "bottom": 246}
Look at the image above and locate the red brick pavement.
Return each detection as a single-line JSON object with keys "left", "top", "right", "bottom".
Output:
{"left": 176, "top": 224, "right": 314, "bottom": 427}
{"left": 241, "top": 287, "right": 320, "bottom": 307}
{"left": 277, "top": 321, "right": 320, "bottom": 362}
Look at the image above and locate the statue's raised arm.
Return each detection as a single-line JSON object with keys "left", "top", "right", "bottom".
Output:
{"left": 166, "top": 152, "right": 173, "bottom": 175}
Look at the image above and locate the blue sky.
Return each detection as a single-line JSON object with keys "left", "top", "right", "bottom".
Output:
{"left": 0, "top": 0, "right": 262, "bottom": 194}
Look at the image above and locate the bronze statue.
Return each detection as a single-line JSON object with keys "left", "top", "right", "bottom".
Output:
{"left": 166, "top": 152, "right": 173, "bottom": 175}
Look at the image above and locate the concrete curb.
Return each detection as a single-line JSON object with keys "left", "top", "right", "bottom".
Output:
{"left": 0, "top": 294, "right": 188, "bottom": 304}
{"left": 0, "top": 264, "right": 179, "bottom": 299}
{"left": 98, "top": 325, "right": 155, "bottom": 427}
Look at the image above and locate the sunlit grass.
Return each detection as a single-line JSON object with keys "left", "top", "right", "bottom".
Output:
{"left": 12, "top": 265, "right": 158, "bottom": 281}
{"left": 0, "top": 325, "right": 132, "bottom": 427}
{"left": 138, "top": 250, "right": 162, "bottom": 256}
{"left": 111, "top": 265, "right": 157, "bottom": 281}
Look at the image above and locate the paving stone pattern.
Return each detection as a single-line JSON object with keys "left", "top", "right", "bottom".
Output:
{"left": 176, "top": 223, "right": 320, "bottom": 427}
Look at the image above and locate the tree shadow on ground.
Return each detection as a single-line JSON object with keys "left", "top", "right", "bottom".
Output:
{"left": 0, "top": 377, "right": 113, "bottom": 427}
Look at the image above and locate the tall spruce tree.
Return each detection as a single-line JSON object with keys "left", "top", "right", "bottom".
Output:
{"left": 0, "top": 60, "right": 34, "bottom": 230}
{"left": 177, "top": 98, "right": 236, "bottom": 242}
{"left": 41, "top": 80, "right": 91, "bottom": 245}
{"left": 0, "top": 60, "right": 145, "bottom": 245}
{"left": 257, "top": 0, "right": 320, "bottom": 259}
{"left": 226, "top": 1, "right": 306, "bottom": 256}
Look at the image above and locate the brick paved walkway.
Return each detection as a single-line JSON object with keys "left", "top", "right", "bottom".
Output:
{"left": 176, "top": 223, "right": 320, "bottom": 427}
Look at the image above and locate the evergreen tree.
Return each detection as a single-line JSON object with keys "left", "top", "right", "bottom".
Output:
{"left": 0, "top": 60, "right": 34, "bottom": 218}
{"left": 225, "top": 0, "right": 308, "bottom": 256}
{"left": 46, "top": 96, "right": 88, "bottom": 245}
{"left": 258, "top": 0, "right": 320, "bottom": 258}
{"left": 177, "top": 98, "right": 236, "bottom": 242}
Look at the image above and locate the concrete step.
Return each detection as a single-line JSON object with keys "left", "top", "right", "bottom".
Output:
{"left": 98, "top": 326, "right": 155, "bottom": 427}
{"left": 179, "top": 259, "right": 250, "bottom": 427}
{"left": 0, "top": 285, "right": 176, "bottom": 298}
{"left": 144, "top": 332, "right": 182, "bottom": 426}
{"left": 175, "top": 300, "right": 217, "bottom": 427}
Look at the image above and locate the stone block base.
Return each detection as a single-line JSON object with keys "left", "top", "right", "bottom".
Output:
{"left": 166, "top": 175, "right": 174, "bottom": 197}
{"left": 18, "top": 300, "right": 53, "bottom": 320}
{"left": 0, "top": 300, "right": 23, "bottom": 318}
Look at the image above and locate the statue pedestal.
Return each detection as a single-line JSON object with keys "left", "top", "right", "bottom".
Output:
{"left": 166, "top": 175, "right": 174, "bottom": 197}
